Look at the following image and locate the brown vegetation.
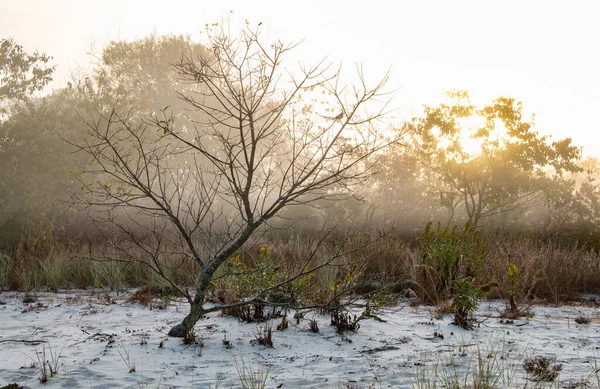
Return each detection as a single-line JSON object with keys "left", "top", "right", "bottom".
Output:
{"left": 2, "top": 229, "right": 600, "bottom": 308}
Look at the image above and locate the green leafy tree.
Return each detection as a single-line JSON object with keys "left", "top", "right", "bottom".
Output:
{"left": 540, "top": 157, "right": 600, "bottom": 246}
{"left": 0, "top": 35, "right": 204, "bottom": 247}
{"left": 407, "top": 91, "right": 581, "bottom": 227}
{"left": 90, "top": 34, "right": 208, "bottom": 115}
{"left": 0, "top": 95, "right": 79, "bottom": 246}
{"left": 0, "top": 39, "right": 59, "bottom": 246}
{"left": 0, "top": 38, "right": 55, "bottom": 107}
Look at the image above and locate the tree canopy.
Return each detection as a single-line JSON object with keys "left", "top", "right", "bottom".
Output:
{"left": 0, "top": 38, "right": 55, "bottom": 108}
{"left": 405, "top": 91, "right": 582, "bottom": 227}
{"left": 0, "top": 35, "right": 206, "bottom": 247}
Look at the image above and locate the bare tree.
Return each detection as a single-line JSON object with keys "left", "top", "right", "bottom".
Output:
{"left": 72, "top": 25, "right": 396, "bottom": 337}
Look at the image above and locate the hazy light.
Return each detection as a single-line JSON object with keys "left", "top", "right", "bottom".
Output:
{"left": 1, "top": 0, "right": 599, "bottom": 156}
{"left": 456, "top": 115, "right": 488, "bottom": 157}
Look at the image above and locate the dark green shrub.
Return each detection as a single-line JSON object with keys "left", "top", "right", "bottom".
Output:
{"left": 417, "top": 221, "right": 487, "bottom": 304}
{"left": 451, "top": 277, "right": 496, "bottom": 329}
{"left": 219, "top": 246, "right": 279, "bottom": 321}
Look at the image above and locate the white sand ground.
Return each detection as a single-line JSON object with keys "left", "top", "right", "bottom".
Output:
{"left": 1, "top": 290, "right": 599, "bottom": 388}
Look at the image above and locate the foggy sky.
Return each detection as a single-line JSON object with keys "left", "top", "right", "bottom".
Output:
{"left": 1, "top": 0, "right": 599, "bottom": 156}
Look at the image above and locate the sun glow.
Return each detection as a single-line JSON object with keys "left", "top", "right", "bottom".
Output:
{"left": 449, "top": 115, "right": 508, "bottom": 160}
{"left": 456, "top": 115, "right": 487, "bottom": 157}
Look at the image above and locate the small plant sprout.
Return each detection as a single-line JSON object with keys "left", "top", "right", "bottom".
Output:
{"left": 234, "top": 356, "right": 270, "bottom": 389}
{"left": 116, "top": 344, "right": 135, "bottom": 373}
{"left": 294, "top": 311, "right": 304, "bottom": 324}
{"left": 252, "top": 323, "right": 273, "bottom": 347}
{"left": 330, "top": 309, "right": 361, "bottom": 333}
{"left": 276, "top": 311, "right": 288, "bottom": 331}
{"left": 36, "top": 347, "right": 49, "bottom": 383}
{"left": 309, "top": 318, "right": 320, "bottom": 333}
{"left": 222, "top": 334, "right": 233, "bottom": 349}
{"left": 47, "top": 342, "right": 62, "bottom": 378}
{"left": 31, "top": 342, "right": 62, "bottom": 383}
{"left": 501, "top": 256, "right": 530, "bottom": 319}
{"left": 198, "top": 338, "right": 205, "bottom": 356}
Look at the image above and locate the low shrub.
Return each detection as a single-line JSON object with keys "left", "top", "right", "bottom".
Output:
{"left": 574, "top": 316, "right": 591, "bottom": 325}
{"left": 330, "top": 309, "right": 361, "bottom": 333}
{"left": 252, "top": 323, "right": 273, "bottom": 347}
{"left": 417, "top": 221, "right": 487, "bottom": 305}
{"left": 451, "top": 277, "right": 496, "bottom": 330}
{"left": 523, "top": 356, "right": 562, "bottom": 382}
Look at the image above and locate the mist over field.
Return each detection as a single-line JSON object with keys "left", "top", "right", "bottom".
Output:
{"left": 2, "top": 7, "right": 600, "bottom": 388}
{"left": 1, "top": 28, "right": 598, "bottom": 246}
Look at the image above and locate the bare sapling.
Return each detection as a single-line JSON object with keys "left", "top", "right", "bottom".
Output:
{"left": 70, "top": 23, "right": 399, "bottom": 338}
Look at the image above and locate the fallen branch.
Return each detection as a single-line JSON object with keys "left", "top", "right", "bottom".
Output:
{"left": 0, "top": 339, "right": 48, "bottom": 344}
{"left": 361, "top": 345, "right": 399, "bottom": 354}
{"left": 69, "top": 332, "right": 117, "bottom": 347}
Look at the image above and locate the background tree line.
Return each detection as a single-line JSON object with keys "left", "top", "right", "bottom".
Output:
{"left": 2, "top": 34, "right": 600, "bottom": 251}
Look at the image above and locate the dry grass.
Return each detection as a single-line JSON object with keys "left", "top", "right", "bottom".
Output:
{"left": 0, "top": 231, "right": 599, "bottom": 308}
{"left": 484, "top": 238, "right": 600, "bottom": 303}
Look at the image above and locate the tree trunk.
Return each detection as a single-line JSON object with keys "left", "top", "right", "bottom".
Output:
{"left": 168, "top": 294, "right": 206, "bottom": 337}
{"left": 167, "top": 235, "right": 252, "bottom": 337}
